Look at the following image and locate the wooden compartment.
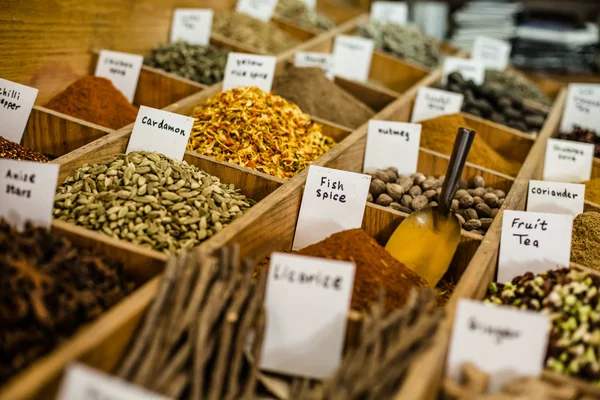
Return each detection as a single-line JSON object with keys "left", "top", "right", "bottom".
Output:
{"left": 272, "top": 0, "right": 364, "bottom": 35}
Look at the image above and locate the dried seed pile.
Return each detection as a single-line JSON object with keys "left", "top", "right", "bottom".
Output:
{"left": 275, "top": 0, "right": 336, "bottom": 31}
{"left": 485, "top": 268, "right": 600, "bottom": 383}
{"left": 0, "top": 136, "right": 49, "bottom": 162}
{"left": 189, "top": 87, "right": 335, "bottom": 180}
{"left": 571, "top": 212, "right": 600, "bottom": 271}
{"left": 484, "top": 69, "right": 552, "bottom": 106}
{"left": 559, "top": 126, "right": 600, "bottom": 158}
{"left": 0, "top": 219, "right": 134, "bottom": 383}
{"left": 53, "top": 152, "right": 253, "bottom": 254}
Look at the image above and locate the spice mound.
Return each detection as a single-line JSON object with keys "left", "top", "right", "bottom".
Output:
{"left": 485, "top": 268, "right": 600, "bottom": 383}
{"left": 297, "top": 229, "right": 428, "bottom": 312}
{"left": 275, "top": 0, "right": 336, "bottom": 31}
{"left": 571, "top": 212, "right": 600, "bottom": 271}
{"left": 0, "top": 219, "right": 134, "bottom": 383}
{"left": 145, "top": 41, "right": 228, "bottom": 86}
{"left": 44, "top": 76, "right": 138, "bottom": 130}
{"left": 484, "top": 69, "right": 551, "bottom": 106}
{"left": 0, "top": 136, "right": 49, "bottom": 162}
{"left": 559, "top": 126, "right": 600, "bottom": 159}
{"left": 583, "top": 178, "right": 600, "bottom": 204}
{"left": 212, "top": 12, "right": 299, "bottom": 55}
{"left": 273, "top": 65, "right": 375, "bottom": 129}
{"left": 420, "top": 113, "right": 522, "bottom": 177}
{"left": 54, "top": 151, "right": 253, "bottom": 254}
{"left": 188, "top": 86, "right": 335, "bottom": 179}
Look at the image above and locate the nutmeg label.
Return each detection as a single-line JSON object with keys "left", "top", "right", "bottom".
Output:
{"left": 527, "top": 180, "right": 585, "bottom": 216}
{"left": 446, "top": 299, "right": 550, "bottom": 393}
{"left": 294, "top": 51, "right": 334, "bottom": 80}
{"left": 332, "top": 35, "right": 374, "bottom": 83}
{"left": 411, "top": 87, "right": 464, "bottom": 123}
{"left": 371, "top": 1, "right": 408, "bottom": 25}
{"left": 222, "top": 53, "right": 277, "bottom": 92}
{"left": 498, "top": 210, "right": 573, "bottom": 282}
{"left": 293, "top": 165, "right": 371, "bottom": 250}
{"left": 261, "top": 252, "right": 355, "bottom": 379}
{"left": 0, "top": 78, "right": 38, "bottom": 144}
{"left": 170, "top": 9, "right": 213, "bottom": 46}
{"left": 94, "top": 50, "right": 143, "bottom": 103}
{"left": 471, "top": 36, "right": 512, "bottom": 71}
{"left": 235, "top": 0, "right": 278, "bottom": 22}
{"left": 543, "top": 138, "right": 594, "bottom": 182}
{"left": 560, "top": 83, "right": 600, "bottom": 133}
{"left": 363, "top": 120, "right": 422, "bottom": 174}
{"left": 442, "top": 57, "right": 486, "bottom": 85}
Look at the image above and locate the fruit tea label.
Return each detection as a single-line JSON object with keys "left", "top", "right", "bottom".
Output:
{"left": 222, "top": 53, "right": 277, "bottom": 92}
{"left": 0, "top": 78, "right": 38, "bottom": 144}
{"left": 560, "top": 83, "right": 600, "bottom": 133}
{"left": 527, "top": 180, "right": 585, "bottom": 216}
{"left": 543, "top": 138, "right": 594, "bottom": 183}
{"left": 471, "top": 36, "right": 512, "bottom": 71}
{"left": 411, "top": 87, "right": 464, "bottom": 123}
{"left": 170, "top": 9, "right": 213, "bottom": 46}
{"left": 363, "top": 120, "right": 422, "bottom": 175}
{"left": 95, "top": 50, "right": 144, "bottom": 103}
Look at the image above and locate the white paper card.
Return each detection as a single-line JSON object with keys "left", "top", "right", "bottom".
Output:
{"left": 363, "top": 120, "right": 421, "bottom": 174}
{"left": 261, "top": 253, "right": 355, "bottom": 379}
{"left": 0, "top": 78, "right": 38, "bottom": 144}
{"left": 332, "top": 35, "right": 374, "bottom": 83}
{"left": 560, "top": 84, "right": 600, "bottom": 133}
{"left": 371, "top": 1, "right": 408, "bottom": 25}
{"left": 236, "top": 0, "right": 277, "bottom": 22}
{"left": 170, "top": 9, "right": 213, "bottom": 45}
{"left": 411, "top": 87, "right": 464, "bottom": 123}
{"left": 298, "top": 0, "right": 316, "bottom": 9}
{"left": 471, "top": 36, "right": 512, "bottom": 71}
{"left": 293, "top": 165, "right": 371, "bottom": 250}
{"left": 94, "top": 50, "right": 143, "bottom": 103}
{"left": 442, "top": 57, "right": 486, "bottom": 85}
{"left": 527, "top": 180, "right": 585, "bottom": 217}
{"left": 543, "top": 138, "right": 594, "bottom": 183}
{"left": 127, "top": 106, "right": 194, "bottom": 161}
{"left": 0, "top": 159, "right": 59, "bottom": 231}
{"left": 222, "top": 53, "right": 277, "bottom": 92}
{"left": 446, "top": 299, "right": 550, "bottom": 393}
{"left": 58, "top": 363, "right": 170, "bottom": 400}
{"left": 498, "top": 210, "right": 573, "bottom": 283}
{"left": 294, "top": 51, "right": 335, "bottom": 80}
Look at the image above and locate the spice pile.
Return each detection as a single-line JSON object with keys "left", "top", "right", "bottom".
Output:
{"left": 212, "top": 12, "right": 299, "bottom": 54}
{"left": 188, "top": 86, "right": 335, "bottom": 179}
{"left": 53, "top": 152, "right": 253, "bottom": 254}
{"left": 0, "top": 219, "right": 134, "bottom": 383}
{"left": 44, "top": 76, "right": 138, "bottom": 130}
{"left": 0, "top": 137, "right": 49, "bottom": 162}
{"left": 583, "top": 178, "right": 600, "bottom": 204}
{"left": 356, "top": 22, "right": 441, "bottom": 69}
{"left": 485, "top": 268, "right": 600, "bottom": 383}
{"left": 272, "top": 65, "right": 375, "bottom": 129}
{"left": 275, "top": 0, "right": 335, "bottom": 31}
{"left": 571, "top": 212, "right": 600, "bottom": 271}
{"left": 484, "top": 69, "right": 551, "bottom": 106}
{"left": 558, "top": 126, "right": 600, "bottom": 158}
{"left": 145, "top": 41, "right": 228, "bottom": 86}
{"left": 368, "top": 170, "right": 505, "bottom": 235}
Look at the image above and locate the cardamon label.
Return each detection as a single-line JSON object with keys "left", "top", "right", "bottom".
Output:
{"left": 370, "top": 1, "right": 408, "bottom": 25}
{"left": 170, "top": 9, "right": 213, "bottom": 46}
{"left": 560, "top": 83, "right": 600, "bottom": 133}
{"left": 471, "top": 36, "right": 511, "bottom": 71}
{"left": 543, "top": 138, "right": 594, "bottom": 182}
{"left": 235, "top": 0, "right": 278, "bottom": 22}
{"left": 527, "top": 180, "right": 585, "bottom": 217}
{"left": 0, "top": 78, "right": 38, "bottom": 144}
{"left": 411, "top": 87, "right": 464, "bottom": 123}
{"left": 222, "top": 53, "right": 277, "bottom": 92}
{"left": 442, "top": 57, "right": 485, "bottom": 85}
{"left": 363, "top": 120, "right": 421, "bottom": 175}
{"left": 95, "top": 50, "right": 144, "bottom": 103}
{"left": 332, "top": 35, "right": 374, "bottom": 83}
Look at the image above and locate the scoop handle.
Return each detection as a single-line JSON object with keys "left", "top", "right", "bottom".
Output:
{"left": 438, "top": 127, "right": 476, "bottom": 215}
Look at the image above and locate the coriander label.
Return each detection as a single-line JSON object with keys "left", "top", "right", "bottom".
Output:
{"left": 332, "top": 35, "right": 374, "bottom": 83}
{"left": 236, "top": 0, "right": 278, "bottom": 22}
{"left": 560, "top": 83, "right": 600, "bottom": 133}
{"left": 94, "top": 50, "right": 143, "bottom": 103}
{"left": 127, "top": 106, "right": 195, "bottom": 161}
{"left": 261, "top": 253, "right": 355, "bottom": 379}
{"left": 498, "top": 210, "right": 573, "bottom": 282}
{"left": 0, "top": 159, "right": 59, "bottom": 231}
{"left": 293, "top": 165, "right": 371, "bottom": 250}
{"left": 294, "top": 51, "right": 334, "bottom": 80}
{"left": 371, "top": 1, "right": 408, "bottom": 25}
{"left": 222, "top": 53, "right": 277, "bottom": 92}
{"left": 527, "top": 180, "right": 585, "bottom": 217}
{"left": 442, "top": 57, "right": 486, "bottom": 85}
{"left": 411, "top": 87, "right": 464, "bottom": 123}
{"left": 471, "top": 36, "right": 512, "bottom": 71}
{"left": 543, "top": 138, "right": 594, "bottom": 183}
{"left": 0, "top": 78, "right": 38, "bottom": 144}
{"left": 363, "top": 120, "right": 421, "bottom": 174}
{"left": 170, "top": 9, "right": 213, "bottom": 46}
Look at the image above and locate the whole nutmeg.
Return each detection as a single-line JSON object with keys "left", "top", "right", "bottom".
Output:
{"left": 475, "top": 203, "right": 492, "bottom": 218}
{"left": 400, "top": 194, "right": 413, "bottom": 208}
{"left": 464, "top": 208, "right": 478, "bottom": 221}
{"left": 472, "top": 187, "right": 487, "bottom": 198}
{"left": 376, "top": 193, "right": 393, "bottom": 207}
{"left": 429, "top": 201, "right": 438, "bottom": 207}
{"left": 367, "top": 192, "right": 373, "bottom": 202}
{"left": 423, "top": 189, "right": 437, "bottom": 201}
{"left": 480, "top": 218, "right": 494, "bottom": 230}
{"left": 451, "top": 199, "right": 460, "bottom": 212}
{"left": 370, "top": 179, "right": 386, "bottom": 198}
{"left": 473, "top": 196, "right": 485, "bottom": 205}
{"left": 411, "top": 195, "right": 428, "bottom": 211}
{"left": 389, "top": 202, "right": 402, "bottom": 211}
{"left": 412, "top": 172, "right": 426, "bottom": 186}
{"left": 385, "top": 169, "right": 397, "bottom": 183}
{"left": 490, "top": 208, "right": 500, "bottom": 218}
{"left": 493, "top": 189, "right": 506, "bottom": 199}
{"left": 455, "top": 213, "right": 465, "bottom": 225}
{"left": 463, "top": 219, "right": 482, "bottom": 231}
{"left": 483, "top": 192, "right": 499, "bottom": 208}
{"left": 422, "top": 178, "right": 441, "bottom": 191}
{"left": 486, "top": 187, "right": 495, "bottom": 193}
{"left": 498, "top": 198, "right": 505, "bottom": 206}
{"left": 399, "top": 205, "right": 413, "bottom": 214}
{"left": 473, "top": 229, "right": 487, "bottom": 236}
{"left": 389, "top": 167, "right": 399, "bottom": 175}
{"left": 459, "top": 178, "right": 469, "bottom": 190}
{"left": 459, "top": 194, "right": 474, "bottom": 208}
{"left": 408, "top": 185, "right": 423, "bottom": 197}
{"left": 398, "top": 176, "right": 414, "bottom": 192}
{"left": 454, "top": 189, "right": 469, "bottom": 200}
{"left": 471, "top": 175, "right": 485, "bottom": 188}
{"left": 374, "top": 170, "right": 391, "bottom": 183}
{"left": 467, "top": 189, "right": 476, "bottom": 196}
{"left": 386, "top": 183, "right": 405, "bottom": 201}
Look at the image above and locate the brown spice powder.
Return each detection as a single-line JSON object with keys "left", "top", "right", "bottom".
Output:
{"left": 583, "top": 178, "right": 600, "bottom": 204}
{"left": 571, "top": 212, "right": 600, "bottom": 271}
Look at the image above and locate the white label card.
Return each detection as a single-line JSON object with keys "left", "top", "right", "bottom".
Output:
{"left": 58, "top": 363, "right": 171, "bottom": 400}
{"left": 127, "top": 106, "right": 195, "bottom": 161}
{"left": 371, "top": 1, "right": 408, "bottom": 25}
{"left": 471, "top": 36, "right": 512, "bottom": 71}
{"left": 170, "top": 9, "right": 213, "bottom": 46}
{"left": 94, "top": 50, "right": 143, "bottom": 103}
{"left": 261, "top": 253, "right": 355, "bottom": 379}
{"left": 446, "top": 299, "right": 550, "bottom": 393}
{"left": 293, "top": 165, "right": 371, "bottom": 250}
{"left": 442, "top": 57, "right": 486, "bottom": 85}
{"left": 298, "top": 0, "right": 316, "bottom": 9}
{"left": 0, "top": 159, "right": 59, "bottom": 231}
{"left": 498, "top": 210, "right": 573, "bottom": 283}
{"left": 543, "top": 138, "right": 594, "bottom": 183}
{"left": 363, "top": 120, "right": 422, "bottom": 174}
{"left": 222, "top": 53, "right": 277, "bottom": 92}
{"left": 411, "top": 87, "right": 464, "bottom": 123}
{"left": 527, "top": 180, "right": 585, "bottom": 217}
{"left": 236, "top": 0, "right": 278, "bottom": 22}
{"left": 560, "top": 83, "right": 600, "bottom": 133}
{"left": 0, "top": 78, "right": 38, "bottom": 144}
{"left": 332, "top": 35, "right": 374, "bottom": 83}
{"left": 294, "top": 52, "right": 335, "bottom": 80}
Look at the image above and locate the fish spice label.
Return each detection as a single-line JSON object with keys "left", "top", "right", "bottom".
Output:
{"left": 222, "top": 53, "right": 277, "bottom": 92}
{"left": 560, "top": 83, "right": 600, "bottom": 133}
{"left": 0, "top": 78, "right": 38, "bottom": 144}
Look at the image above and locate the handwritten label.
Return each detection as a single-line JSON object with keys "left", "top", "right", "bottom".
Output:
{"left": 371, "top": 1, "right": 408, "bottom": 25}
{"left": 127, "top": 106, "right": 194, "bottom": 161}
{"left": 527, "top": 180, "right": 585, "bottom": 216}
{"left": 471, "top": 36, "right": 512, "bottom": 71}
{"left": 332, "top": 35, "right": 374, "bottom": 83}
{"left": 57, "top": 363, "right": 170, "bottom": 400}
{"left": 0, "top": 159, "right": 59, "bottom": 231}
{"left": 293, "top": 165, "right": 371, "bottom": 250}
{"left": 543, "top": 138, "right": 594, "bottom": 183}
{"left": 294, "top": 51, "right": 334, "bottom": 80}
{"left": 260, "top": 253, "right": 355, "bottom": 379}
{"left": 442, "top": 57, "right": 486, "bottom": 85}
{"left": 94, "top": 50, "right": 143, "bottom": 103}
{"left": 446, "top": 299, "right": 550, "bottom": 393}
{"left": 411, "top": 87, "right": 464, "bottom": 123}
{"left": 498, "top": 210, "right": 573, "bottom": 282}
{"left": 170, "top": 9, "right": 213, "bottom": 45}
{"left": 236, "top": 0, "right": 277, "bottom": 22}
{"left": 222, "top": 53, "right": 276, "bottom": 92}
{"left": 0, "top": 78, "right": 38, "bottom": 144}
{"left": 560, "top": 84, "right": 600, "bottom": 133}
{"left": 363, "top": 120, "right": 421, "bottom": 174}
